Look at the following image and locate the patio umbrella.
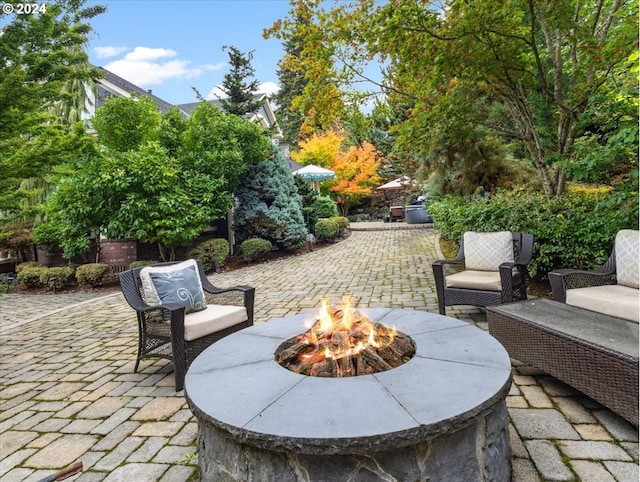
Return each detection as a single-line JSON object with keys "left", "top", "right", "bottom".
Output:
{"left": 293, "top": 164, "right": 336, "bottom": 193}
{"left": 376, "top": 176, "right": 414, "bottom": 191}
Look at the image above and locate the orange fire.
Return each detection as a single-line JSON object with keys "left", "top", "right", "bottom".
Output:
{"left": 299, "top": 297, "right": 397, "bottom": 369}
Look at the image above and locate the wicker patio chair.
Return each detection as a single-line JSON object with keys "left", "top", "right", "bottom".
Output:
{"left": 548, "top": 229, "right": 639, "bottom": 322}
{"left": 432, "top": 231, "right": 534, "bottom": 315}
{"left": 119, "top": 259, "right": 255, "bottom": 391}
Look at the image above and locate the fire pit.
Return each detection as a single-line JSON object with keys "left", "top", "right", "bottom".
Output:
{"left": 275, "top": 300, "right": 416, "bottom": 377}
{"left": 185, "top": 308, "right": 512, "bottom": 481}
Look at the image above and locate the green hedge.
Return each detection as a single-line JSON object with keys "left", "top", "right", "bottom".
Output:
{"left": 129, "top": 260, "right": 158, "bottom": 270}
{"left": 188, "top": 238, "right": 230, "bottom": 272}
{"left": 315, "top": 218, "right": 340, "bottom": 242}
{"left": 429, "top": 188, "right": 639, "bottom": 278}
{"left": 240, "top": 238, "right": 273, "bottom": 262}
{"left": 76, "top": 263, "right": 110, "bottom": 287}
{"left": 17, "top": 266, "right": 74, "bottom": 289}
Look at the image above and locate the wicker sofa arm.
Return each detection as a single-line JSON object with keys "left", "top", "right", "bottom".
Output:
{"left": 548, "top": 268, "right": 616, "bottom": 303}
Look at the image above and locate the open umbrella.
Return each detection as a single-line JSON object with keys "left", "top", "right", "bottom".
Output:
{"left": 293, "top": 164, "right": 336, "bottom": 193}
{"left": 376, "top": 176, "right": 414, "bottom": 191}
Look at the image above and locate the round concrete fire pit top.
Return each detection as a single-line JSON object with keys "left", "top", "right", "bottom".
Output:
{"left": 185, "top": 308, "right": 512, "bottom": 455}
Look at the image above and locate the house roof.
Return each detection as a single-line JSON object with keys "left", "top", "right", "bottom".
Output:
{"left": 97, "top": 68, "right": 180, "bottom": 115}
{"left": 94, "top": 68, "right": 281, "bottom": 138}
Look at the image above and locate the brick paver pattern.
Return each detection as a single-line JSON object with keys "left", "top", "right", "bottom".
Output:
{"left": 0, "top": 224, "right": 637, "bottom": 481}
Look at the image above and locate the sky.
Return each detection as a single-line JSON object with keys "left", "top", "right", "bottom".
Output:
{"left": 86, "top": 0, "right": 294, "bottom": 106}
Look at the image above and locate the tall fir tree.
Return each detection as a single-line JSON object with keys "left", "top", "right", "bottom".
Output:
{"left": 219, "top": 45, "right": 264, "bottom": 116}
{"left": 268, "top": 11, "right": 308, "bottom": 149}
{"left": 234, "top": 144, "right": 307, "bottom": 249}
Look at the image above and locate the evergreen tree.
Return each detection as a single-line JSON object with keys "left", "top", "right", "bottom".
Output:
{"left": 234, "top": 145, "right": 308, "bottom": 249}
{"left": 219, "top": 45, "right": 263, "bottom": 116}
{"left": 268, "top": 10, "right": 308, "bottom": 148}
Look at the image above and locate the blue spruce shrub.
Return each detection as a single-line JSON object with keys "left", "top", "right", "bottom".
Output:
{"left": 234, "top": 145, "right": 308, "bottom": 249}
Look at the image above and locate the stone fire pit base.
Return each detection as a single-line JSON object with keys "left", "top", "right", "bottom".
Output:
{"left": 186, "top": 309, "right": 513, "bottom": 481}
{"left": 199, "top": 402, "right": 510, "bottom": 481}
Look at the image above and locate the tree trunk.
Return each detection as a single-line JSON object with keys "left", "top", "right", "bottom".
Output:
{"left": 504, "top": 88, "right": 556, "bottom": 196}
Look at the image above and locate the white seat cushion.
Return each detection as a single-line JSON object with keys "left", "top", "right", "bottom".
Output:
{"left": 464, "top": 231, "right": 514, "bottom": 271}
{"left": 445, "top": 270, "right": 504, "bottom": 292}
{"left": 184, "top": 304, "right": 248, "bottom": 341}
{"left": 566, "top": 285, "right": 639, "bottom": 322}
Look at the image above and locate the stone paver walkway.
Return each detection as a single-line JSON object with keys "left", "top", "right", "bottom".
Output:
{"left": 0, "top": 222, "right": 638, "bottom": 481}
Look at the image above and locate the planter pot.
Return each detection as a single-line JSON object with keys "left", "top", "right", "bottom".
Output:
{"left": 405, "top": 205, "right": 430, "bottom": 224}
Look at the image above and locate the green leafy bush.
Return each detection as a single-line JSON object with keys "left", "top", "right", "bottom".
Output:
{"left": 76, "top": 263, "right": 110, "bottom": 287}
{"left": 315, "top": 219, "right": 340, "bottom": 242}
{"left": 240, "top": 238, "right": 273, "bottom": 262}
{"left": 16, "top": 261, "right": 41, "bottom": 273}
{"left": 330, "top": 216, "right": 350, "bottom": 232}
{"left": 40, "top": 267, "right": 75, "bottom": 290}
{"left": 310, "top": 197, "right": 339, "bottom": 231}
{"left": 129, "top": 260, "right": 158, "bottom": 269}
{"left": 17, "top": 266, "right": 48, "bottom": 287}
{"left": 429, "top": 188, "right": 639, "bottom": 278}
{"left": 188, "top": 238, "right": 230, "bottom": 272}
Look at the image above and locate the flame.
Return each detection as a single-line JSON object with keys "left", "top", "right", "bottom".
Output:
{"left": 299, "top": 296, "right": 397, "bottom": 368}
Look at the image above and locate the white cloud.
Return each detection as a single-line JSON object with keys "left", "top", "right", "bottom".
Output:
{"left": 102, "top": 46, "right": 226, "bottom": 87}
{"left": 124, "top": 46, "right": 177, "bottom": 62}
{"left": 257, "top": 81, "right": 280, "bottom": 95}
{"left": 93, "top": 46, "right": 129, "bottom": 59}
{"left": 206, "top": 86, "right": 226, "bottom": 100}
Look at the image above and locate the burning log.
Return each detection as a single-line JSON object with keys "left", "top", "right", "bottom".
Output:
{"left": 275, "top": 303, "right": 416, "bottom": 377}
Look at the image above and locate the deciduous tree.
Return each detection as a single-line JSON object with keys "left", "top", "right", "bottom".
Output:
{"left": 326, "top": 141, "right": 382, "bottom": 216}
{"left": 325, "top": 0, "right": 637, "bottom": 196}
{"left": 0, "top": 0, "right": 105, "bottom": 213}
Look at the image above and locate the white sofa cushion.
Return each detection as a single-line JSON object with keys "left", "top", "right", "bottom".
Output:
{"left": 566, "top": 285, "right": 639, "bottom": 323}
{"left": 464, "top": 231, "right": 514, "bottom": 271}
{"left": 615, "top": 229, "right": 639, "bottom": 289}
{"left": 184, "top": 304, "right": 248, "bottom": 341}
{"left": 446, "top": 270, "right": 504, "bottom": 292}
{"left": 140, "top": 260, "right": 206, "bottom": 312}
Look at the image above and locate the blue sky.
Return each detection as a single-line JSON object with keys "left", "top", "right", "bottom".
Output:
{"left": 86, "top": 0, "right": 293, "bottom": 106}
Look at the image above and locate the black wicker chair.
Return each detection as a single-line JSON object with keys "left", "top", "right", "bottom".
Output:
{"left": 432, "top": 232, "right": 534, "bottom": 315}
{"left": 119, "top": 259, "right": 255, "bottom": 391}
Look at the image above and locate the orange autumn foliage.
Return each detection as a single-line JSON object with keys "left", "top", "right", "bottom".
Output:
{"left": 327, "top": 142, "right": 382, "bottom": 215}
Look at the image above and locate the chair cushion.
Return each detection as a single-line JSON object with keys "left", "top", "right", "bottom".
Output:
{"left": 615, "top": 229, "right": 639, "bottom": 289}
{"left": 445, "top": 270, "right": 504, "bottom": 291}
{"left": 464, "top": 231, "right": 514, "bottom": 271}
{"left": 566, "top": 284, "right": 639, "bottom": 322}
{"left": 140, "top": 260, "right": 207, "bottom": 313}
{"left": 184, "top": 304, "right": 248, "bottom": 341}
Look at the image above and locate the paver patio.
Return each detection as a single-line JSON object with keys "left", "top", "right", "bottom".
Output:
{"left": 0, "top": 223, "right": 638, "bottom": 481}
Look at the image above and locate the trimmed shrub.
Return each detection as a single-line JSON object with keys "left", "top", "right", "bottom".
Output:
{"left": 188, "top": 238, "right": 230, "bottom": 272}
{"left": 17, "top": 266, "right": 48, "bottom": 288}
{"left": 129, "top": 260, "right": 158, "bottom": 270}
{"left": 310, "top": 197, "right": 339, "bottom": 231}
{"left": 16, "top": 261, "right": 41, "bottom": 273}
{"left": 76, "top": 263, "right": 110, "bottom": 287}
{"left": 240, "top": 238, "right": 273, "bottom": 262}
{"left": 315, "top": 219, "right": 340, "bottom": 242}
{"left": 330, "top": 216, "right": 350, "bottom": 232}
{"left": 429, "top": 187, "right": 638, "bottom": 278}
{"left": 40, "top": 266, "right": 75, "bottom": 290}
